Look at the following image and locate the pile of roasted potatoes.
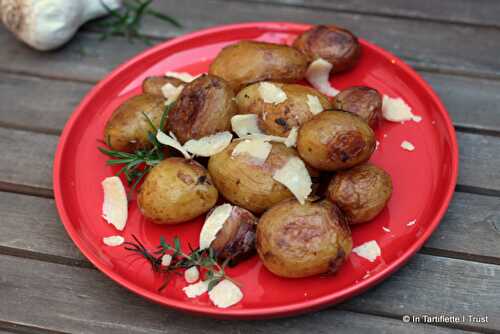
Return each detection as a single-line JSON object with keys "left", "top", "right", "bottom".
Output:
{"left": 103, "top": 25, "right": 393, "bottom": 279}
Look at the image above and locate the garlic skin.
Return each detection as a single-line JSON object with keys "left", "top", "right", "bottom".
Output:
{"left": 0, "top": 0, "right": 122, "bottom": 51}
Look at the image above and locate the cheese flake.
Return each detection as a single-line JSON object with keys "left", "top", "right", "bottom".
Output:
{"left": 208, "top": 279, "right": 243, "bottom": 308}
{"left": 306, "top": 94, "right": 324, "bottom": 115}
{"left": 401, "top": 140, "right": 415, "bottom": 151}
{"left": 382, "top": 95, "right": 421, "bottom": 123}
{"left": 161, "top": 254, "right": 172, "bottom": 266}
{"left": 272, "top": 157, "right": 312, "bottom": 204}
{"left": 156, "top": 130, "right": 191, "bottom": 159}
{"left": 199, "top": 204, "right": 233, "bottom": 250}
{"left": 232, "top": 139, "right": 272, "bottom": 164}
{"left": 184, "top": 266, "right": 200, "bottom": 283}
{"left": 352, "top": 240, "right": 381, "bottom": 262}
{"left": 161, "top": 83, "right": 184, "bottom": 105}
{"left": 240, "top": 126, "right": 298, "bottom": 148}
{"left": 183, "top": 280, "right": 209, "bottom": 298}
{"left": 101, "top": 176, "right": 128, "bottom": 231}
{"left": 102, "top": 235, "right": 124, "bottom": 247}
{"left": 183, "top": 131, "right": 233, "bottom": 157}
{"left": 231, "top": 114, "right": 263, "bottom": 137}
{"left": 258, "top": 82, "right": 287, "bottom": 104}
{"left": 306, "top": 58, "right": 339, "bottom": 97}
{"left": 165, "top": 71, "right": 198, "bottom": 83}
{"left": 284, "top": 127, "right": 298, "bottom": 147}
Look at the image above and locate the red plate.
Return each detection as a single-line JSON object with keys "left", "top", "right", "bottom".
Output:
{"left": 53, "top": 22, "right": 458, "bottom": 319}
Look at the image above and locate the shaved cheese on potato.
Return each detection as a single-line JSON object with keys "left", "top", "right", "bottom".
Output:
{"left": 101, "top": 176, "right": 128, "bottom": 231}
{"left": 208, "top": 279, "right": 243, "bottom": 308}
{"left": 231, "top": 114, "right": 263, "bottom": 137}
{"left": 183, "top": 280, "right": 209, "bottom": 298}
{"left": 306, "top": 94, "right": 324, "bottom": 115}
{"left": 199, "top": 204, "right": 233, "bottom": 250}
{"left": 165, "top": 71, "right": 198, "bottom": 82}
{"left": 161, "top": 83, "right": 184, "bottom": 105}
{"left": 102, "top": 235, "right": 124, "bottom": 247}
{"left": 183, "top": 131, "right": 233, "bottom": 157}
{"left": 240, "top": 127, "right": 298, "bottom": 148}
{"left": 232, "top": 139, "right": 272, "bottom": 164}
{"left": 382, "top": 95, "right": 421, "bottom": 123}
{"left": 272, "top": 157, "right": 312, "bottom": 204}
{"left": 284, "top": 127, "right": 298, "bottom": 147}
{"left": 156, "top": 130, "right": 191, "bottom": 159}
{"left": 401, "top": 140, "right": 415, "bottom": 151}
{"left": 352, "top": 240, "right": 381, "bottom": 262}
{"left": 258, "top": 82, "right": 287, "bottom": 104}
{"left": 306, "top": 58, "right": 339, "bottom": 97}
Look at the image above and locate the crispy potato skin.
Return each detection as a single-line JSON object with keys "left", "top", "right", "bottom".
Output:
{"left": 297, "top": 111, "right": 375, "bottom": 171}
{"left": 209, "top": 41, "right": 308, "bottom": 92}
{"left": 293, "top": 25, "right": 361, "bottom": 73}
{"left": 257, "top": 199, "right": 352, "bottom": 278}
{"left": 236, "top": 82, "right": 332, "bottom": 136}
{"left": 208, "top": 141, "right": 296, "bottom": 214}
{"left": 137, "top": 158, "right": 218, "bottom": 224}
{"left": 142, "top": 76, "right": 184, "bottom": 96}
{"left": 327, "top": 164, "right": 392, "bottom": 224}
{"left": 104, "top": 94, "right": 165, "bottom": 153}
{"left": 333, "top": 86, "right": 382, "bottom": 128}
{"left": 167, "top": 74, "right": 237, "bottom": 144}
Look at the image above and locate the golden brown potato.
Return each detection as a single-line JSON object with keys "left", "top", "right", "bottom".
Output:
{"left": 333, "top": 86, "right": 382, "bottom": 128}
{"left": 327, "top": 164, "right": 392, "bottom": 224}
{"left": 235, "top": 82, "right": 332, "bottom": 136}
{"left": 138, "top": 158, "right": 218, "bottom": 224}
{"left": 209, "top": 41, "right": 308, "bottom": 92}
{"left": 297, "top": 111, "right": 375, "bottom": 171}
{"left": 293, "top": 25, "right": 361, "bottom": 73}
{"left": 257, "top": 199, "right": 352, "bottom": 278}
{"left": 104, "top": 94, "right": 166, "bottom": 153}
{"left": 207, "top": 141, "right": 298, "bottom": 214}
{"left": 142, "top": 76, "right": 184, "bottom": 96}
{"left": 167, "top": 74, "right": 237, "bottom": 144}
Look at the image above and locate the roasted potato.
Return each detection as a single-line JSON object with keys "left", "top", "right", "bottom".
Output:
{"left": 293, "top": 25, "right": 361, "bottom": 73}
{"left": 327, "top": 164, "right": 392, "bottom": 224}
{"left": 142, "top": 76, "right": 184, "bottom": 97}
{"left": 104, "top": 93, "right": 166, "bottom": 153}
{"left": 209, "top": 41, "right": 308, "bottom": 92}
{"left": 333, "top": 86, "right": 382, "bottom": 128}
{"left": 257, "top": 199, "right": 352, "bottom": 278}
{"left": 210, "top": 206, "right": 258, "bottom": 265}
{"left": 138, "top": 158, "right": 218, "bottom": 224}
{"left": 167, "top": 74, "right": 237, "bottom": 144}
{"left": 235, "top": 82, "right": 332, "bottom": 136}
{"left": 297, "top": 111, "right": 375, "bottom": 171}
{"left": 208, "top": 141, "right": 298, "bottom": 214}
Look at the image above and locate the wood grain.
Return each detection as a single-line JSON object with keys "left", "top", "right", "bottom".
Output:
{"left": 0, "top": 254, "right": 475, "bottom": 334}
{"left": 235, "top": 0, "right": 500, "bottom": 28}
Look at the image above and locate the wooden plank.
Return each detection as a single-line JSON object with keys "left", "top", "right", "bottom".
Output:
{"left": 0, "top": 128, "right": 498, "bottom": 194}
{"left": 240, "top": 0, "right": 500, "bottom": 28}
{"left": 1, "top": 72, "right": 500, "bottom": 137}
{"left": 0, "top": 254, "right": 473, "bottom": 334}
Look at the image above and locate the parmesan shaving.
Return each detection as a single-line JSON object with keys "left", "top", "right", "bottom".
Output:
{"left": 101, "top": 176, "right": 128, "bottom": 231}
{"left": 102, "top": 235, "right": 124, "bottom": 247}
{"left": 161, "top": 83, "right": 184, "bottom": 105}
{"left": 306, "top": 58, "right": 339, "bottom": 97}
{"left": 258, "top": 82, "right": 287, "bottom": 104}
{"left": 382, "top": 95, "right": 421, "bottom": 123}
{"left": 232, "top": 139, "right": 272, "bottom": 164}
{"left": 156, "top": 130, "right": 191, "bottom": 159}
{"left": 272, "top": 157, "right": 312, "bottom": 204}
{"left": 165, "top": 71, "right": 198, "bottom": 83}
{"left": 401, "top": 140, "right": 415, "bottom": 151}
{"left": 240, "top": 126, "right": 299, "bottom": 148}
{"left": 231, "top": 114, "right": 263, "bottom": 137}
{"left": 183, "top": 131, "right": 233, "bottom": 157}
{"left": 306, "top": 94, "right": 324, "bottom": 115}
{"left": 352, "top": 240, "right": 381, "bottom": 262}
{"left": 199, "top": 204, "right": 233, "bottom": 250}
{"left": 284, "top": 127, "right": 298, "bottom": 147}
{"left": 183, "top": 280, "right": 209, "bottom": 298}
{"left": 184, "top": 266, "right": 200, "bottom": 283}
{"left": 161, "top": 254, "right": 172, "bottom": 266}
{"left": 208, "top": 279, "right": 243, "bottom": 308}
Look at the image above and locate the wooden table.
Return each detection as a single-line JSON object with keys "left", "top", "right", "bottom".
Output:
{"left": 1, "top": 1, "right": 499, "bottom": 333}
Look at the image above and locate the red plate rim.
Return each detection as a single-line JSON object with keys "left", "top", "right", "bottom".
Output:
{"left": 53, "top": 22, "right": 459, "bottom": 319}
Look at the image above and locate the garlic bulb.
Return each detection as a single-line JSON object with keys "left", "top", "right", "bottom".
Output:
{"left": 0, "top": 0, "right": 122, "bottom": 51}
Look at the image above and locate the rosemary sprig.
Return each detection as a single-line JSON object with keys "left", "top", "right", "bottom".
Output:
{"left": 98, "top": 105, "right": 171, "bottom": 192}
{"left": 124, "top": 235, "right": 235, "bottom": 292}
{"left": 98, "top": 0, "right": 182, "bottom": 43}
